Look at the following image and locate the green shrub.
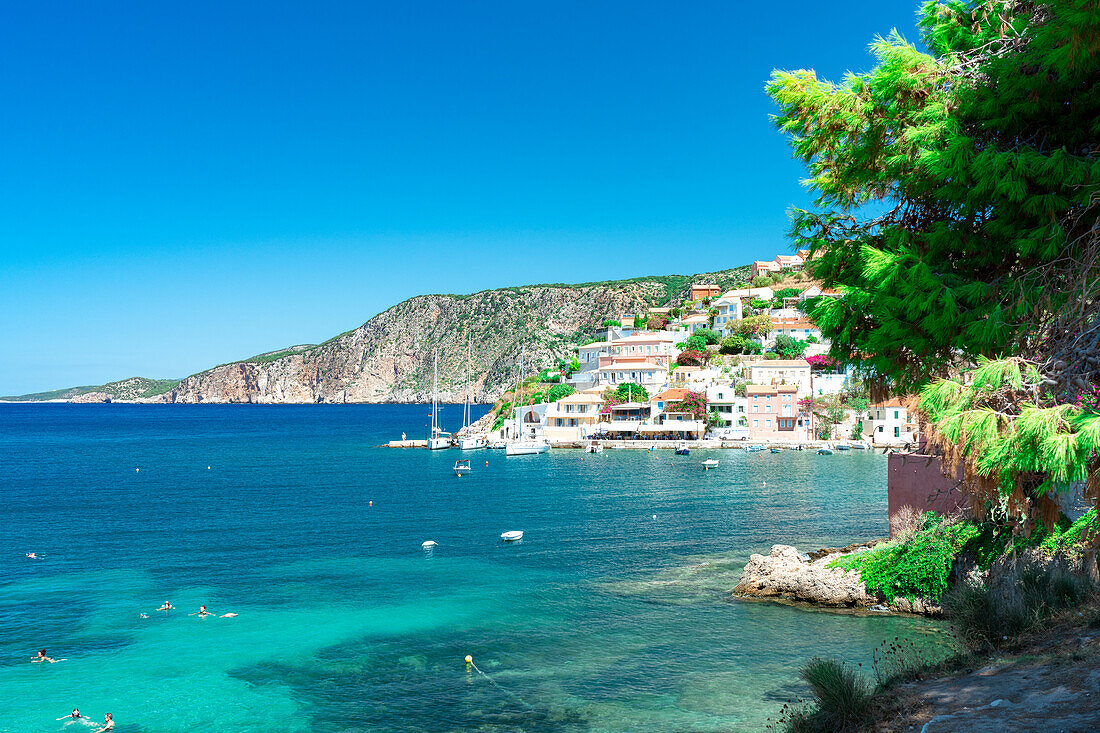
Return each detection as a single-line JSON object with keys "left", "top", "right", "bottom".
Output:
{"left": 751, "top": 275, "right": 773, "bottom": 288}
{"left": 693, "top": 327, "right": 721, "bottom": 345}
{"left": 545, "top": 384, "right": 575, "bottom": 403}
{"left": 719, "top": 335, "right": 746, "bottom": 355}
{"left": 945, "top": 561, "right": 1094, "bottom": 650}
{"left": 830, "top": 514, "right": 979, "bottom": 601}
{"left": 783, "top": 658, "right": 872, "bottom": 733}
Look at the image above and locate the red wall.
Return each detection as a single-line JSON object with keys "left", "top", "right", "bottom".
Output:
{"left": 887, "top": 453, "right": 968, "bottom": 535}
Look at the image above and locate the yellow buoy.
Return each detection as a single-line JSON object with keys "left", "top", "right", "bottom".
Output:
{"left": 135, "top": 468, "right": 140, "bottom": 472}
{"left": 464, "top": 655, "right": 473, "bottom": 664}
{"left": 369, "top": 500, "right": 373, "bottom": 507}
{"left": 207, "top": 466, "right": 211, "bottom": 470}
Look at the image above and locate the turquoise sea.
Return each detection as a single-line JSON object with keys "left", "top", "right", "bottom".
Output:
{"left": 1, "top": 404, "right": 945, "bottom": 732}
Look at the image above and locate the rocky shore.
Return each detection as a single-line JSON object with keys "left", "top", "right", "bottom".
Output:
{"left": 732, "top": 543, "right": 941, "bottom": 615}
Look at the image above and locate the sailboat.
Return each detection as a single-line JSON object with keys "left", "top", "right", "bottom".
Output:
{"left": 458, "top": 337, "right": 487, "bottom": 450}
{"left": 506, "top": 346, "right": 550, "bottom": 456}
{"left": 428, "top": 351, "right": 453, "bottom": 450}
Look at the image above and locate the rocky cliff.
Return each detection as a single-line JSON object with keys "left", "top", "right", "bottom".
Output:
{"left": 4, "top": 267, "right": 749, "bottom": 405}
{"left": 151, "top": 269, "right": 746, "bottom": 404}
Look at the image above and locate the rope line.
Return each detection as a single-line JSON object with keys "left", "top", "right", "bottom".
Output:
{"left": 469, "top": 661, "right": 538, "bottom": 712}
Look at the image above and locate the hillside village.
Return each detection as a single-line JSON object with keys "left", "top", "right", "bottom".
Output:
{"left": 482, "top": 250, "right": 915, "bottom": 449}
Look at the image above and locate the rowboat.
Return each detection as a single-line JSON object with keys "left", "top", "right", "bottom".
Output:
{"left": 702, "top": 458, "right": 720, "bottom": 469}
{"left": 501, "top": 530, "right": 524, "bottom": 542}
{"left": 675, "top": 441, "right": 690, "bottom": 456}
{"left": 454, "top": 459, "right": 471, "bottom": 476}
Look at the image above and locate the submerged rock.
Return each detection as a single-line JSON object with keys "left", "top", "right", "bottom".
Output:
{"left": 732, "top": 544, "right": 941, "bottom": 615}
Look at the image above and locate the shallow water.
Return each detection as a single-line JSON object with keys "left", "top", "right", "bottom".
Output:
{"left": 0, "top": 404, "right": 946, "bottom": 732}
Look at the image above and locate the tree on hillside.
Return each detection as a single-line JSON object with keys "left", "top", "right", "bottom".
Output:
{"left": 720, "top": 335, "right": 747, "bottom": 355}
{"left": 751, "top": 275, "right": 773, "bottom": 288}
{"left": 693, "top": 327, "right": 721, "bottom": 345}
{"left": 773, "top": 334, "right": 809, "bottom": 358}
{"left": 769, "top": 0, "right": 1100, "bottom": 531}
{"left": 613, "top": 382, "right": 648, "bottom": 402}
{"left": 734, "top": 315, "right": 773, "bottom": 338}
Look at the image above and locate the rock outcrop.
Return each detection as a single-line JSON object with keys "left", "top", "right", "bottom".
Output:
{"left": 148, "top": 269, "right": 748, "bottom": 405}
{"left": 733, "top": 544, "right": 941, "bottom": 615}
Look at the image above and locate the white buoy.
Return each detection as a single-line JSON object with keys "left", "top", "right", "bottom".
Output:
{"left": 422, "top": 540, "right": 438, "bottom": 548}
{"left": 652, "top": 514, "right": 657, "bottom": 520}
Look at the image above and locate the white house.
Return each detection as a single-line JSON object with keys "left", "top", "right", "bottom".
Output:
{"left": 678, "top": 314, "right": 710, "bottom": 334}
{"left": 866, "top": 399, "right": 918, "bottom": 446}
{"left": 746, "top": 359, "right": 813, "bottom": 396}
{"left": 542, "top": 391, "right": 605, "bottom": 443}
{"left": 713, "top": 293, "right": 743, "bottom": 334}
{"left": 706, "top": 384, "right": 748, "bottom": 429}
{"left": 769, "top": 317, "right": 823, "bottom": 344}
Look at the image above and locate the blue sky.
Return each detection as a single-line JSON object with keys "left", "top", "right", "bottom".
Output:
{"left": 0, "top": 1, "right": 921, "bottom": 394}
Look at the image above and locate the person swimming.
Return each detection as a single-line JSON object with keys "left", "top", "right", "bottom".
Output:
{"left": 191, "top": 605, "right": 213, "bottom": 617}
{"left": 33, "top": 649, "right": 64, "bottom": 663}
{"left": 26, "top": 552, "right": 39, "bottom": 559}
{"left": 56, "top": 709, "right": 90, "bottom": 721}
{"left": 92, "top": 713, "right": 113, "bottom": 733}
{"left": 157, "top": 601, "right": 173, "bottom": 611}
{"left": 139, "top": 613, "right": 149, "bottom": 619}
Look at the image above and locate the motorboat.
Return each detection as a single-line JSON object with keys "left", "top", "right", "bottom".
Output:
{"left": 818, "top": 444, "right": 834, "bottom": 455}
{"left": 850, "top": 441, "right": 870, "bottom": 450}
{"left": 489, "top": 440, "right": 507, "bottom": 449}
{"left": 453, "top": 459, "right": 471, "bottom": 476}
{"left": 506, "top": 441, "right": 550, "bottom": 456}
{"left": 459, "top": 436, "right": 487, "bottom": 450}
{"left": 835, "top": 442, "right": 851, "bottom": 451}
{"left": 585, "top": 439, "right": 603, "bottom": 454}
{"left": 770, "top": 447, "right": 783, "bottom": 453}
{"left": 421, "top": 540, "right": 438, "bottom": 549}
{"left": 746, "top": 445, "right": 765, "bottom": 453}
{"left": 702, "top": 458, "right": 720, "bottom": 469}
{"left": 501, "top": 530, "right": 524, "bottom": 542}
{"left": 675, "top": 441, "right": 690, "bottom": 456}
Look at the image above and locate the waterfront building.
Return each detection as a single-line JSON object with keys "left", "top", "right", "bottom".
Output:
{"left": 745, "top": 384, "right": 810, "bottom": 440}
{"left": 706, "top": 384, "right": 747, "bottom": 429}
{"left": 543, "top": 392, "right": 605, "bottom": 443}
{"left": 644, "top": 389, "right": 706, "bottom": 439}
{"left": 867, "top": 399, "right": 918, "bottom": 446}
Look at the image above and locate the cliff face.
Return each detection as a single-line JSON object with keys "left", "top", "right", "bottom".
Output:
{"left": 156, "top": 282, "right": 669, "bottom": 404}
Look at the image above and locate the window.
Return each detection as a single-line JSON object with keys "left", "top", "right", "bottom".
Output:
{"left": 753, "top": 405, "right": 759, "bottom": 413}
{"left": 894, "top": 410, "right": 899, "bottom": 419}
{"left": 894, "top": 426, "right": 900, "bottom": 438}
{"left": 766, "top": 419, "right": 773, "bottom": 428}
{"left": 765, "top": 405, "right": 771, "bottom": 413}
{"left": 753, "top": 419, "right": 759, "bottom": 428}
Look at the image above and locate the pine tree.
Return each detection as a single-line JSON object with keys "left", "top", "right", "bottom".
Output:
{"left": 768, "top": 0, "right": 1100, "bottom": 532}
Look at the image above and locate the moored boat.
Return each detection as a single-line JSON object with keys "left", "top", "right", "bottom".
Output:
{"left": 453, "top": 459, "right": 471, "bottom": 476}
{"left": 501, "top": 530, "right": 524, "bottom": 542}
{"left": 702, "top": 458, "right": 719, "bottom": 469}
{"left": 835, "top": 441, "right": 851, "bottom": 451}
{"left": 459, "top": 436, "right": 487, "bottom": 450}
{"left": 585, "top": 438, "right": 603, "bottom": 454}
{"left": 818, "top": 444, "right": 834, "bottom": 455}
{"left": 675, "top": 441, "right": 690, "bottom": 456}
{"left": 770, "top": 447, "right": 783, "bottom": 453}
{"left": 506, "top": 441, "right": 550, "bottom": 456}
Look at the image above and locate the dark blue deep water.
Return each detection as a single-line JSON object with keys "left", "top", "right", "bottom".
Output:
{"left": 0, "top": 404, "right": 944, "bottom": 732}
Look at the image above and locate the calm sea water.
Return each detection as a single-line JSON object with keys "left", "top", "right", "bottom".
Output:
{"left": 0, "top": 404, "right": 944, "bottom": 732}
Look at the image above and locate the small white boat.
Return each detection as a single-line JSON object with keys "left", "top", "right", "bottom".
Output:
{"left": 818, "top": 445, "right": 834, "bottom": 455}
{"left": 421, "top": 540, "right": 438, "bottom": 548}
{"left": 489, "top": 440, "right": 507, "bottom": 449}
{"left": 770, "top": 447, "right": 783, "bottom": 453}
{"left": 506, "top": 441, "right": 550, "bottom": 456}
{"left": 585, "top": 439, "right": 603, "bottom": 454}
{"left": 453, "top": 459, "right": 471, "bottom": 476}
{"left": 429, "top": 434, "right": 453, "bottom": 450}
{"left": 702, "top": 458, "right": 720, "bottom": 469}
{"left": 835, "top": 441, "right": 851, "bottom": 451}
{"left": 459, "top": 435, "right": 487, "bottom": 450}
{"left": 850, "top": 441, "right": 869, "bottom": 450}
{"left": 501, "top": 530, "right": 524, "bottom": 542}
{"left": 675, "top": 441, "right": 689, "bottom": 456}
{"left": 746, "top": 445, "right": 765, "bottom": 453}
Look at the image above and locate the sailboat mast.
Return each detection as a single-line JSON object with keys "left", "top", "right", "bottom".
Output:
{"left": 463, "top": 337, "right": 471, "bottom": 431}
{"left": 432, "top": 351, "right": 439, "bottom": 434}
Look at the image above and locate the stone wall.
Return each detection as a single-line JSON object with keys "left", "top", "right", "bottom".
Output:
{"left": 887, "top": 453, "right": 968, "bottom": 535}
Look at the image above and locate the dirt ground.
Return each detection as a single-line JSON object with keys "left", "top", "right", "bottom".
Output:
{"left": 872, "top": 607, "right": 1100, "bottom": 732}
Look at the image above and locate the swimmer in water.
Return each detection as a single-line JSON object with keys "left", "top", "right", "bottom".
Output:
{"left": 26, "top": 552, "right": 39, "bottom": 559}
{"left": 92, "top": 713, "right": 113, "bottom": 733}
{"left": 56, "top": 709, "right": 91, "bottom": 722}
{"left": 157, "top": 601, "right": 173, "bottom": 611}
{"left": 139, "top": 613, "right": 149, "bottom": 619}
{"left": 33, "top": 649, "right": 62, "bottom": 663}
{"left": 190, "top": 605, "right": 213, "bottom": 617}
